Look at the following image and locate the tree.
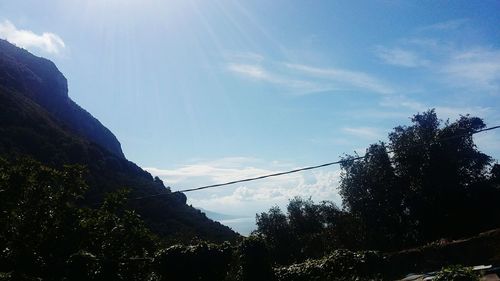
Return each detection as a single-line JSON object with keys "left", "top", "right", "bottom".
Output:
{"left": 0, "top": 157, "right": 87, "bottom": 279}
{"left": 340, "top": 143, "right": 405, "bottom": 249}
{"left": 0, "top": 157, "right": 159, "bottom": 280}
{"left": 255, "top": 206, "right": 296, "bottom": 264}
{"left": 339, "top": 110, "right": 498, "bottom": 248}
{"left": 255, "top": 198, "right": 358, "bottom": 264}
{"left": 237, "top": 236, "right": 275, "bottom": 281}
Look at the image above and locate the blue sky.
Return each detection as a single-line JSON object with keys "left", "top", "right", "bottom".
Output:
{"left": 1, "top": 0, "right": 500, "bottom": 234}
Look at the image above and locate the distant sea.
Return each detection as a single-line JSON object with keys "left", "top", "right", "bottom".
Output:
{"left": 219, "top": 217, "right": 256, "bottom": 236}
{"left": 198, "top": 208, "right": 256, "bottom": 236}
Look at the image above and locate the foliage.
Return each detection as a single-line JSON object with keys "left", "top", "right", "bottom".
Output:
{"left": 236, "top": 236, "right": 275, "bottom": 281}
{"left": 274, "top": 249, "right": 384, "bottom": 281}
{"left": 255, "top": 197, "right": 366, "bottom": 264}
{"left": 339, "top": 110, "right": 500, "bottom": 249}
{"left": 153, "top": 242, "right": 233, "bottom": 281}
{"left": 0, "top": 157, "right": 159, "bottom": 280}
{"left": 434, "top": 265, "right": 480, "bottom": 281}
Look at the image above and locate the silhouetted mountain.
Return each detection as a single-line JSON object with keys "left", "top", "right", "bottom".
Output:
{"left": 0, "top": 39, "right": 239, "bottom": 242}
{"left": 0, "top": 39, "right": 124, "bottom": 158}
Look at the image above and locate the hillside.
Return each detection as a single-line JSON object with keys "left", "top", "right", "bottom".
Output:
{"left": 0, "top": 39, "right": 238, "bottom": 242}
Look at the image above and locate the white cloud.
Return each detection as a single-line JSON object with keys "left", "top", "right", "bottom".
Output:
{"left": 226, "top": 53, "right": 393, "bottom": 95}
{"left": 286, "top": 63, "right": 394, "bottom": 94}
{"left": 0, "top": 20, "right": 65, "bottom": 54}
{"left": 375, "top": 46, "right": 429, "bottom": 67}
{"left": 189, "top": 169, "right": 341, "bottom": 207}
{"left": 144, "top": 157, "right": 342, "bottom": 219}
{"left": 227, "top": 62, "right": 331, "bottom": 93}
{"left": 227, "top": 63, "right": 269, "bottom": 80}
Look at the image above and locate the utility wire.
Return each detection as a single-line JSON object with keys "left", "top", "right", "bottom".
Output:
{"left": 130, "top": 125, "right": 500, "bottom": 201}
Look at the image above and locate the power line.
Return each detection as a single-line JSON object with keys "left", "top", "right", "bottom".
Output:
{"left": 130, "top": 125, "right": 500, "bottom": 201}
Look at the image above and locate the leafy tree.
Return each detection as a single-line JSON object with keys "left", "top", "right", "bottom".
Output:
{"left": 340, "top": 143, "right": 405, "bottom": 250}
{"left": 153, "top": 242, "right": 233, "bottom": 281}
{"left": 0, "top": 157, "right": 159, "bottom": 280}
{"left": 255, "top": 198, "right": 360, "bottom": 264}
{"left": 255, "top": 206, "right": 296, "bottom": 264}
{"left": 0, "top": 157, "right": 87, "bottom": 279}
{"left": 339, "top": 110, "right": 498, "bottom": 248}
{"left": 77, "top": 189, "right": 159, "bottom": 280}
{"left": 237, "top": 236, "right": 275, "bottom": 281}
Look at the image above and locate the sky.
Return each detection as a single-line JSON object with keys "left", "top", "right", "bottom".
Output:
{"left": 1, "top": 0, "right": 500, "bottom": 234}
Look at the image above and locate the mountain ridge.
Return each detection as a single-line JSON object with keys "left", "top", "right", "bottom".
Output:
{"left": 0, "top": 39, "right": 124, "bottom": 158}
{"left": 0, "top": 39, "right": 239, "bottom": 242}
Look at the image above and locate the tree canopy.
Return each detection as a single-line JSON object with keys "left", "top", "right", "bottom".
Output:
{"left": 339, "top": 110, "right": 499, "bottom": 249}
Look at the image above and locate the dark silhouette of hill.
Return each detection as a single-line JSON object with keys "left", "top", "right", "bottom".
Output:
{"left": 0, "top": 39, "right": 124, "bottom": 158}
{"left": 0, "top": 39, "right": 238, "bottom": 242}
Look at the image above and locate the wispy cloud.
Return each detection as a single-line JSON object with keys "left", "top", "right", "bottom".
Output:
{"left": 375, "top": 20, "right": 500, "bottom": 93}
{"left": 375, "top": 46, "right": 429, "bottom": 67}
{"left": 226, "top": 53, "right": 394, "bottom": 95}
{"left": 285, "top": 63, "right": 394, "bottom": 94}
{"left": 0, "top": 20, "right": 65, "bottom": 54}
{"left": 227, "top": 62, "right": 330, "bottom": 93}
{"left": 227, "top": 63, "right": 269, "bottom": 80}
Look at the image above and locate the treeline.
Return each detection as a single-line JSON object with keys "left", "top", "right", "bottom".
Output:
{"left": 0, "top": 158, "right": 381, "bottom": 280}
{"left": 253, "top": 110, "right": 500, "bottom": 265}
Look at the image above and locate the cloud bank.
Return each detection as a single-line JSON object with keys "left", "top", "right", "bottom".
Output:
{"left": 144, "top": 157, "right": 342, "bottom": 217}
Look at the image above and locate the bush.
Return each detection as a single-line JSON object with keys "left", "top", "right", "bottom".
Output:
{"left": 434, "top": 265, "right": 480, "bottom": 281}
{"left": 153, "top": 242, "right": 233, "bottom": 281}
{"left": 274, "top": 249, "right": 384, "bottom": 281}
{"left": 237, "top": 236, "right": 275, "bottom": 281}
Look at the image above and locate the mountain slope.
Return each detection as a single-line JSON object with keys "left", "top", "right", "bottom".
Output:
{"left": 0, "top": 39, "right": 124, "bottom": 158}
{"left": 0, "top": 39, "right": 239, "bottom": 242}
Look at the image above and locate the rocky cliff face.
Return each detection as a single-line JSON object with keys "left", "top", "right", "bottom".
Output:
{"left": 0, "top": 39, "right": 125, "bottom": 158}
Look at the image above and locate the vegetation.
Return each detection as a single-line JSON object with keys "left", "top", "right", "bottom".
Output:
{"left": 274, "top": 250, "right": 384, "bottom": 281}
{"left": 0, "top": 158, "right": 159, "bottom": 280}
{"left": 434, "top": 265, "right": 480, "bottom": 281}
{"left": 339, "top": 110, "right": 498, "bottom": 250}
{"left": 254, "top": 111, "right": 500, "bottom": 261}
{"left": 2, "top": 110, "right": 499, "bottom": 280}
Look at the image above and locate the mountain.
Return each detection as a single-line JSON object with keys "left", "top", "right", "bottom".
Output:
{"left": 0, "top": 39, "right": 239, "bottom": 242}
{"left": 0, "top": 39, "right": 124, "bottom": 158}
{"left": 198, "top": 208, "right": 243, "bottom": 221}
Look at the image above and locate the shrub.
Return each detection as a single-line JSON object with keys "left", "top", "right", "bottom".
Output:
{"left": 434, "top": 265, "right": 480, "bottom": 281}
{"left": 153, "top": 242, "right": 233, "bottom": 281}
{"left": 275, "top": 249, "right": 384, "bottom": 281}
{"left": 237, "top": 236, "right": 275, "bottom": 281}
